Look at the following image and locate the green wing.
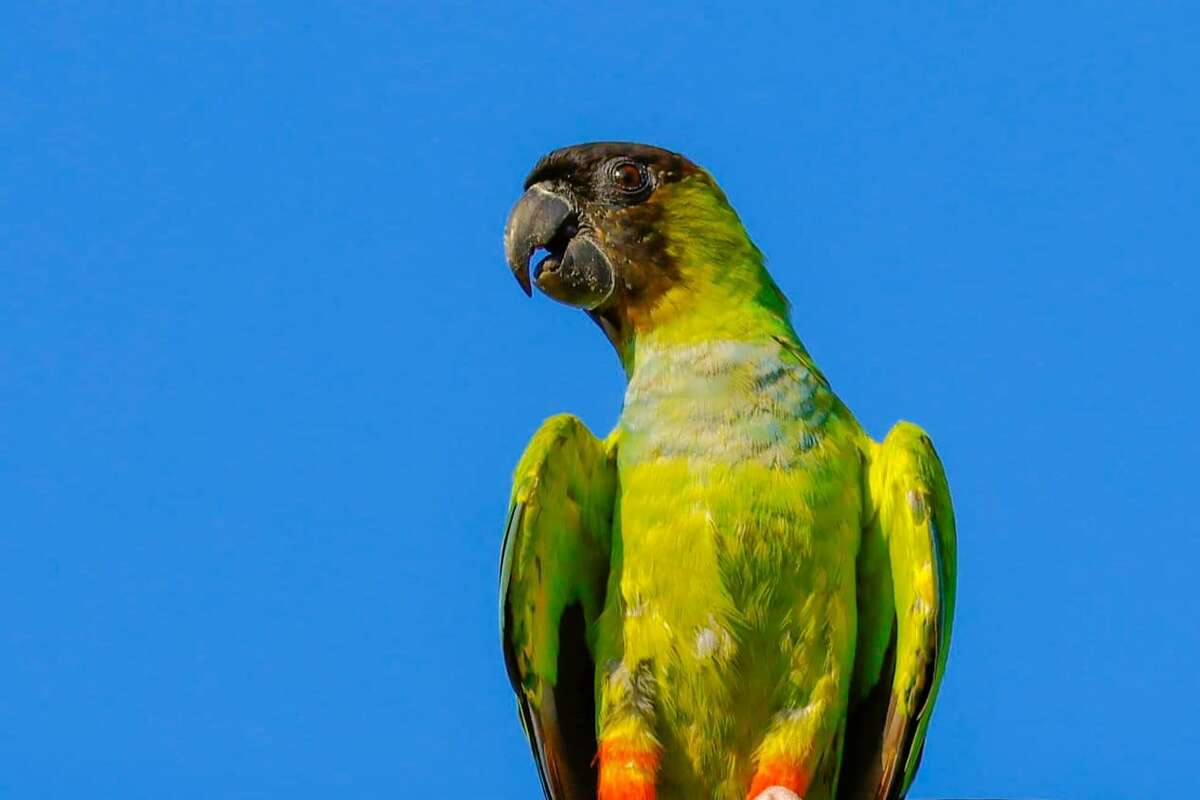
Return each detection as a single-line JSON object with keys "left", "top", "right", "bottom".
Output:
{"left": 841, "top": 422, "right": 957, "bottom": 800}
{"left": 500, "top": 414, "right": 616, "bottom": 800}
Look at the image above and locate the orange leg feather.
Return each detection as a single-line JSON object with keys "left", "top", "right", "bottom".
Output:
{"left": 597, "top": 739, "right": 658, "bottom": 800}
{"left": 747, "top": 758, "right": 811, "bottom": 799}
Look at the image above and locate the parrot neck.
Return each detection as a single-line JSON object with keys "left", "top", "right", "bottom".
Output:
{"left": 612, "top": 268, "right": 803, "bottom": 377}
{"left": 609, "top": 174, "right": 798, "bottom": 375}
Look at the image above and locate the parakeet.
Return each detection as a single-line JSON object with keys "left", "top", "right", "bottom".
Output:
{"left": 499, "top": 142, "right": 955, "bottom": 800}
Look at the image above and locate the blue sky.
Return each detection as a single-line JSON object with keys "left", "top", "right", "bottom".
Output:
{"left": 3, "top": 3, "right": 1197, "bottom": 797}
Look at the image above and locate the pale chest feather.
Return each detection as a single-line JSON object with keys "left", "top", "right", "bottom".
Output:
{"left": 617, "top": 339, "right": 835, "bottom": 470}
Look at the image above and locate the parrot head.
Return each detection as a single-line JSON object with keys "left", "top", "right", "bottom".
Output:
{"left": 504, "top": 142, "right": 790, "bottom": 360}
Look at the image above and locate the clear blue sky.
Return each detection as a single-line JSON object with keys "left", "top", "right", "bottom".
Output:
{"left": 3, "top": 3, "right": 1197, "bottom": 798}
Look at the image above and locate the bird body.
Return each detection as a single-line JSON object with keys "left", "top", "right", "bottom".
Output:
{"left": 500, "top": 143, "right": 955, "bottom": 800}
{"left": 602, "top": 335, "right": 864, "bottom": 799}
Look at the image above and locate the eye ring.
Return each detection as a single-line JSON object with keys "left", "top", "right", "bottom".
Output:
{"left": 607, "top": 159, "right": 649, "bottom": 194}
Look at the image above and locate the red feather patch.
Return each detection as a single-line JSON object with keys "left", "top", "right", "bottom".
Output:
{"left": 598, "top": 740, "right": 658, "bottom": 800}
{"left": 748, "top": 758, "right": 811, "bottom": 799}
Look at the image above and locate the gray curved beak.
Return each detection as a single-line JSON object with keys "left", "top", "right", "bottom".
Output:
{"left": 503, "top": 185, "right": 572, "bottom": 297}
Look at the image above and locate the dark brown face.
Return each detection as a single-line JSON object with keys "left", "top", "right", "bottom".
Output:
{"left": 503, "top": 142, "right": 700, "bottom": 314}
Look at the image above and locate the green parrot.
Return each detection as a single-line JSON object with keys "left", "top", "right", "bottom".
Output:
{"left": 499, "top": 142, "right": 955, "bottom": 800}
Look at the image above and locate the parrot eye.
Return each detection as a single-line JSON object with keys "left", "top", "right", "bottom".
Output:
{"left": 607, "top": 159, "right": 650, "bottom": 195}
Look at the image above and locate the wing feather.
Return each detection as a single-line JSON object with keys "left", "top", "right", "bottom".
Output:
{"left": 499, "top": 415, "right": 616, "bottom": 800}
{"left": 841, "top": 422, "right": 956, "bottom": 800}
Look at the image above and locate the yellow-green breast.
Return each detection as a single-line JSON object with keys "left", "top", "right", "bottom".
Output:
{"left": 592, "top": 337, "right": 867, "bottom": 799}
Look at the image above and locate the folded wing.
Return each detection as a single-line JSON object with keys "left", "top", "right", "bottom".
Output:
{"left": 500, "top": 415, "right": 617, "bottom": 800}
{"left": 841, "top": 422, "right": 957, "bottom": 800}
